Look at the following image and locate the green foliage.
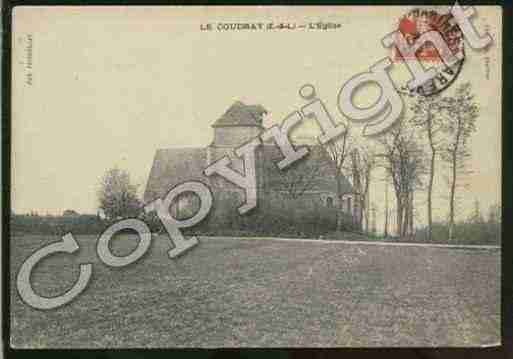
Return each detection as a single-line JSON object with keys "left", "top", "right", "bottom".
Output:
{"left": 10, "top": 214, "right": 109, "bottom": 235}
{"left": 189, "top": 193, "right": 354, "bottom": 238}
{"left": 97, "top": 167, "right": 141, "bottom": 220}
{"left": 415, "top": 221, "right": 500, "bottom": 245}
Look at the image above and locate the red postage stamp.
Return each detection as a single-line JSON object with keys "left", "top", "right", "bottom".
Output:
{"left": 393, "top": 8, "right": 465, "bottom": 63}
{"left": 392, "top": 7, "right": 466, "bottom": 96}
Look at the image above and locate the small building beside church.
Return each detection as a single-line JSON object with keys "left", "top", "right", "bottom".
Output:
{"left": 144, "top": 101, "right": 359, "bottom": 235}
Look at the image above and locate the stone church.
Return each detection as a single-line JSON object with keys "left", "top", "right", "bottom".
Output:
{"left": 144, "top": 101, "right": 358, "bottom": 232}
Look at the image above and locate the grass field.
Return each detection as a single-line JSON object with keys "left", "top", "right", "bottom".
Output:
{"left": 9, "top": 234, "right": 500, "bottom": 348}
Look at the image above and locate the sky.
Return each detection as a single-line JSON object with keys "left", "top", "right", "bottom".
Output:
{"left": 11, "top": 6, "right": 502, "bottom": 233}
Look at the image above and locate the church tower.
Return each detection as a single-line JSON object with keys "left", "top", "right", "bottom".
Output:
{"left": 206, "top": 101, "right": 266, "bottom": 167}
{"left": 206, "top": 101, "right": 267, "bottom": 200}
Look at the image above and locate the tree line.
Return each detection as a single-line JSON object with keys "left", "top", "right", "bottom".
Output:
{"left": 24, "top": 81, "right": 494, "bottom": 243}
{"left": 297, "top": 81, "right": 497, "bottom": 243}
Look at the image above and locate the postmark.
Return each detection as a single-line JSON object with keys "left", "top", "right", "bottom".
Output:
{"left": 392, "top": 7, "right": 465, "bottom": 96}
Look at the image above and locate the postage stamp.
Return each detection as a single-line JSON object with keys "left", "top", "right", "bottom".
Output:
{"left": 392, "top": 7, "right": 466, "bottom": 96}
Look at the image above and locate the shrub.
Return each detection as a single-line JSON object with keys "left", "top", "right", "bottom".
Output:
{"left": 415, "top": 221, "right": 500, "bottom": 245}
{"left": 10, "top": 214, "right": 109, "bottom": 236}
{"left": 187, "top": 194, "right": 342, "bottom": 238}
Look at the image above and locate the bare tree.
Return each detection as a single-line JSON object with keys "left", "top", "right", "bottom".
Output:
{"left": 377, "top": 122, "right": 425, "bottom": 238}
{"left": 278, "top": 156, "right": 322, "bottom": 200}
{"left": 350, "top": 147, "right": 376, "bottom": 232}
{"left": 408, "top": 90, "right": 447, "bottom": 241}
{"left": 440, "top": 83, "right": 478, "bottom": 241}
{"left": 384, "top": 173, "right": 390, "bottom": 238}
{"left": 323, "top": 124, "right": 354, "bottom": 231}
{"left": 98, "top": 167, "right": 141, "bottom": 220}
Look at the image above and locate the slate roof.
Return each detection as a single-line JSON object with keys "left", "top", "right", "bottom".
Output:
{"left": 144, "top": 148, "right": 208, "bottom": 203}
{"left": 212, "top": 101, "right": 267, "bottom": 128}
{"left": 144, "top": 144, "right": 354, "bottom": 204}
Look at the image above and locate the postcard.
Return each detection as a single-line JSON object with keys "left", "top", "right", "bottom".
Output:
{"left": 10, "top": 5, "right": 501, "bottom": 347}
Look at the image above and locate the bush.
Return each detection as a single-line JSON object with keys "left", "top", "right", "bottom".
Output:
{"left": 10, "top": 193, "right": 358, "bottom": 239}
{"left": 187, "top": 193, "right": 346, "bottom": 238}
{"left": 11, "top": 214, "right": 109, "bottom": 236}
{"left": 415, "top": 221, "right": 500, "bottom": 245}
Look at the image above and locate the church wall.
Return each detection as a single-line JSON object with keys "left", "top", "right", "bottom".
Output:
{"left": 162, "top": 123, "right": 356, "bottom": 235}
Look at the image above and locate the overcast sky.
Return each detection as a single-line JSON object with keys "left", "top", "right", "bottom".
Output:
{"left": 11, "top": 6, "right": 502, "bottom": 232}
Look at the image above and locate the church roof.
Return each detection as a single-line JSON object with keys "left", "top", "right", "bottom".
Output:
{"left": 143, "top": 144, "right": 354, "bottom": 204}
{"left": 144, "top": 147, "right": 208, "bottom": 204}
{"left": 212, "top": 101, "right": 267, "bottom": 128}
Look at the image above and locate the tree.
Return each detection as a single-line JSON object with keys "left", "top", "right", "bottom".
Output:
{"left": 468, "top": 198, "right": 484, "bottom": 224}
{"left": 488, "top": 203, "right": 501, "bottom": 224}
{"left": 97, "top": 167, "right": 141, "bottom": 220}
{"left": 377, "top": 121, "right": 425, "bottom": 238}
{"left": 408, "top": 89, "right": 447, "bottom": 241}
{"left": 62, "top": 209, "right": 79, "bottom": 217}
{"left": 323, "top": 124, "right": 354, "bottom": 231}
{"left": 440, "top": 83, "right": 478, "bottom": 241}
{"left": 278, "top": 151, "right": 324, "bottom": 200}
{"left": 350, "top": 147, "right": 376, "bottom": 232}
